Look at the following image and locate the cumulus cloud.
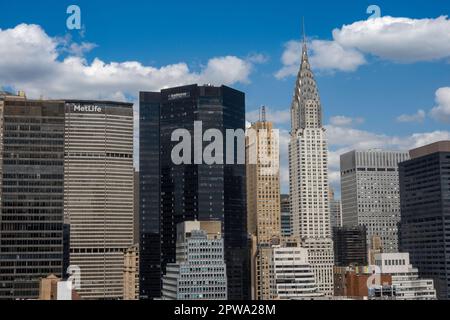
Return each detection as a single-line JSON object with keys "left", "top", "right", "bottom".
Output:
{"left": 276, "top": 15, "right": 450, "bottom": 77}
{"left": 276, "top": 40, "right": 366, "bottom": 78}
{"left": 66, "top": 42, "right": 98, "bottom": 56}
{"left": 430, "top": 87, "right": 450, "bottom": 123}
{"left": 309, "top": 40, "right": 367, "bottom": 72}
{"left": 326, "top": 125, "right": 450, "bottom": 151}
{"left": 334, "top": 16, "right": 450, "bottom": 63}
{"left": 396, "top": 109, "right": 426, "bottom": 123}
{"left": 325, "top": 124, "right": 450, "bottom": 191}
{"left": 329, "top": 115, "right": 364, "bottom": 127}
{"left": 0, "top": 23, "right": 259, "bottom": 100}
{"left": 247, "top": 53, "right": 270, "bottom": 64}
{"left": 0, "top": 23, "right": 266, "bottom": 170}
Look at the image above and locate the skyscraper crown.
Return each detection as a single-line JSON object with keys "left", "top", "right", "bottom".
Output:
{"left": 291, "top": 22, "right": 322, "bottom": 133}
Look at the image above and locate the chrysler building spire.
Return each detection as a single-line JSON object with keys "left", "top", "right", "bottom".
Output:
{"left": 291, "top": 20, "right": 322, "bottom": 133}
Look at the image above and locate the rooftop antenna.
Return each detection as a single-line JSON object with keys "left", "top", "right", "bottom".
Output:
{"left": 261, "top": 106, "right": 267, "bottom": 122}
{"left": 302, "top": 17, "right": 307, "bottom": 46}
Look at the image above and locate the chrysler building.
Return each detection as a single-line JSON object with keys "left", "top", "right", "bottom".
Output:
{"left": 288, "top": 30, "right": 334, "bottom": 295}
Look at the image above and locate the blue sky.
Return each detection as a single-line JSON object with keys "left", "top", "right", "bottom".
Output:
{"left": 1, "top": 0, "right": 449, "bottom": 193}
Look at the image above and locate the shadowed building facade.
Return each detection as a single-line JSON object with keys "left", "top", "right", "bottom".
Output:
{"left": 399, "top": 141, "right": 450, "bottom": 300}
{"left": 280, "top": 195, "right": 292, "bottom": 238}
{"left": 333, "top": 225, "right": 368, "bottom": 267}
{"left": 0, "top": 92, "right": 65, "bottom": 300}
{"left": 140, "top": 85, "right": 249, "bottom": 300}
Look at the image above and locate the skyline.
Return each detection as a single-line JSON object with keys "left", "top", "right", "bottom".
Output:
{"left": 1, "top": 0, "right": 450, "bottom": 193}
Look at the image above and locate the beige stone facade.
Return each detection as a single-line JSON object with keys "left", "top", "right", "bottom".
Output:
{"left": 246, "top": 109, "right": 281, "bottom": 300}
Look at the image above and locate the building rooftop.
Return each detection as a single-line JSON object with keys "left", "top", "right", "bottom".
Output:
{"left": 410, "top": 141, "right": 450, "bottom": 159}
{"left": 64, "top": 99, "right": 133, "bottom": 107}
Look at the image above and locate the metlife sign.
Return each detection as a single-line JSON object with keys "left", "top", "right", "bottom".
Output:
{"left": 72, "top": 104, "right": 104, "bottom": 113}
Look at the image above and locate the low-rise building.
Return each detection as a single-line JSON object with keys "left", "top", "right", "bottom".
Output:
{"left": 123, "top": 245, "right": 139, "bottom": 300}
{"left": 374, "top": 253, "right": 436, "bottom": 300}
{"left": 38, "top": 275, "right": 81, "bottom": 301}
{"left": 161, "top": 221, "right": 227, "bottom": 300}
{"left": 271, "top": 240, "right": 322, "bottom": 299}
{"left": 334, "top": 266, "right": 393, "bottom": 299}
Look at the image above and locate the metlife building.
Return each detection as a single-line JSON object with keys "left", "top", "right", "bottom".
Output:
{"left": 64, "top": 100, "right": 134, "bottom": 300}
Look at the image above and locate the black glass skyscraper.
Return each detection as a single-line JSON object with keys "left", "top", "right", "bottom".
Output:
{"left": 0, "top": 92, "right": 65, "bottom": 300}
{"left": 140, "top": 84, "right": 249, "bottom": 300}
{"left": 399, "top": 141, "right": 450, "bottom": 300}
{"left": 139, "top": 91, "right": 161, "bottom": 300}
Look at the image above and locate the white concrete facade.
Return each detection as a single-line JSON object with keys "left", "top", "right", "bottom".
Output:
{"left": 272, "top": 246, "right": 321, "bottom": 299}
{"left": 289, "top": 41, "right": 334, "bottom": 295}
{"left": 161, "top": 221, "right": 227, "bottom": 300}
{"left": 375, "top": 253, "right": 436, "bottom": 300}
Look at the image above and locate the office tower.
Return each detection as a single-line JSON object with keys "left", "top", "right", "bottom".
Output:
{"left": 399, "top": 141, "right": 450, "bottom": 299}
{"left": 271, "top": 242, "right": 321, "bottom": 299}
{"left": 140, "top": 85, "right": 249, "bottom": 300}
{"left": 123, "top": 245, "right": 139, "bottom": 300}
{"left": 333, "top": 226, "right": 368, "bottom": 267}
{"left": 288, "top": 34, "right": 334, "bottom": 295}
{"left": 139, "top": 91, "right": 161, "bottom": 299}
{"left": 341, "top": 150, "right": 410, "bottom": 253}
{"left": 64, "top": 100, "right": 134, "bottom": 300}
{"left": 161, "top": 221, "right": 227, "bottom": 300}
{"left": 374, "top": 253, "right": 437, "bottom": 300}
{"left": 0, "top": 92, "right": 65, "bottom": 300}
{"left": 280, "top": 195, "right": 292, "bottom": 237}
{"left": 246, "top": 106, "right": 281, "bottom": 300}
{"left": 246, "top": 106, "right": 281, "bottom": 244}
{"left": 329, "top": 187, "right": 342, "bottom": 229}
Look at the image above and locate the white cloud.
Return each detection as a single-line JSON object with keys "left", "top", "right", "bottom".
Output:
{"left": 329, "top": 115, "right": 364, "bottom": 127}
{"left": 397, "top": 109, "right": 426, "bottom": 123}
{"left": 334, "top": 16, "right": 450, "bottom": 63}
{"left": 309, "top": 40, "right": 366, "bottom": 72}
{"left": 0, "top": 23, "right": 265, "bottom": 170}
{"left": 200, "top": 56, "right": 253, "bottom": 85}
{"left": 275, "top": 41, "right": 300, "bottom": 79}
{"left": 326, "top": 125, "right": 450, "bottom": 151}
{"left": 276, "top": 15, "right": 450, "bottom": 77}
{"left": 430, "top": 87, "right": 450, "bottom": 123}
{"left": 66, "top": 42, "right": 98, "bottom": 56}
{"left": 276, "top": 40, "right": 366, "bottom": 78}
{"left": 247, "top": 53, "right": 270, "bottom": 64}
{"left": 0, "top": 23, "right": 258, "bottom": 100}
{"left": 325, "top": 124, "right": 450, "bottom": 193}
